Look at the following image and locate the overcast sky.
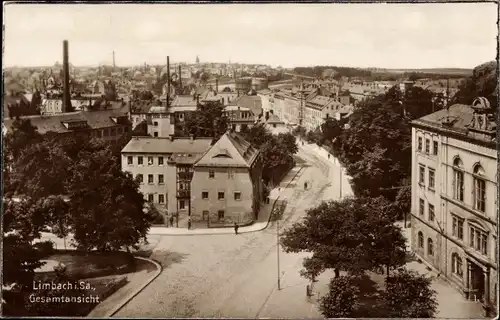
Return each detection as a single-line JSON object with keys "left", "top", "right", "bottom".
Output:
{"left": 3, "top": 3, "right": 498, "bottom": 69}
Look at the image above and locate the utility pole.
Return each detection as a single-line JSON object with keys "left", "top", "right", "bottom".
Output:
{"left": 277, "top": 218, "right": 281, "bottom": 290}
{"left": 339, "top": 166, "right": 343, "bottom": 199}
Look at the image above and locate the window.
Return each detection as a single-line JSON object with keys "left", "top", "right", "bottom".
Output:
{"left": 218, "top": 192, "right": 225, "bottom": 200}
{"left": 154, "top": 132, "right": 158, "bottom": 137}
{"left": 179, "top": 200, "right": 186, "bottom": 210}
{"left": 452, "top": 215, "right": 464, "bottom": 240}
{"left": 473, "top": 165, "right": 486, "bottom": 213}
{"left": 138, "top": 156, "right": 143, "bottom": 165}
{"left": 148, "top": 156, "right": 154, "bottom": 166}
{"left": 218, "top": 210, "right": 225, "bottom": 220}
{"left": 158, "top": 194, "right": 165, "bottom": 204}
{"left": 419, "top": 165, "right": 425, "bottom": 184}
{"left": 158, "top": 156, "right": 164, "bottom": 165}
{"left": 127, "top": 156, "right": 133, "bottom": 165}
{"left": 148, "top": 194, "right": 154, "bottom": 202}
{"left": 433, "top": 141, "right": 438, "bottom": 155}
{"left": 202, "top": 191, "right": 209, "bottom": 199}
{"left": 234, "top": 192, "right": 241, "bottom": 200}
{"left": 428, "top": 203, "right": 435, "bottom": 222}
{"left": 469, "top": 224, "right": 488, "bottom": 255}
{"left": 418, "top": 137, "right": 423, "bottom": 151}
{"left": 427, "top": 238, "right": 434, "bottom": 256}
{"left": 418, "top": 231, "right": 424, "bottom": 248}
{"left": 153, "top": 121, "right": 158, "bottom": 126}
{"left": 148, "top": 174, "right": 154, "bottom": 184}
{"left": 419, "top": 198, "right": 425, "bottom": 216}
{"left": 428, "top": 168, "right": 435, "bottom": 189}
{"left": 136, "top": 174, "right": 143, "bottom": 183}
{"left": 228, "top": 170, "right": 234, "bottom": 179}
{"left": 452, "top": 158, "right": 464, "bottom": 201}
{"left": 451, "top": 253, "right": 463, "bottom": 277}
{"left": 209, "top": 169, "right": 215, "bottom": 178}
{"left": 425, "top": 139, "right": 430, "bottom": 154}
{"left": 158, "top": 174, "right": 164, "bottom": 184}
{"left": 111, "top": 128, "right": 116, "bottom": 136}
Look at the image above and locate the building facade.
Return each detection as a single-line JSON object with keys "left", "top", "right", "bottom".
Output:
{"left": 410, "top": 98, "right": 497, "bottom": 314}
{"left": 121, "top": 136, "right": 213, "bottom": 219}
{"left": 191, "top": 132, "right": 263, "bottom": 226}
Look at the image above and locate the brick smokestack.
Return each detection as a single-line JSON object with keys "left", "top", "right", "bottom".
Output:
{"left": 178, "top": 65, "right": 182, "bottom": 89}
{"left": 216, "top": 78, "right": 219, "bottom": 93}
{"left": 63, "top": 40, "right": 71, "bottom": 113}
{"left": 167, "top": 56, "right": 170, "bottom": 106}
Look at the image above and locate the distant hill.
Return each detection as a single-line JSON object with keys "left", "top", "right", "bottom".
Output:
{"left": 368, "top": 68, "right": 473, "bottom": 76}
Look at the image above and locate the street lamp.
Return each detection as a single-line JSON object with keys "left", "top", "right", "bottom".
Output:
{"left": 277, "top": 217, "right": 281, "bottom": 290}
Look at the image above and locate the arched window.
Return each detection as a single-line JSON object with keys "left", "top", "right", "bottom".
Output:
{"left": 452, "top": 156, "right": 464, "bottom": 201}
{"left": 427, "top": 238, "right": 434, "bottom": 256}
{"left": 451, "top": 253, "right": 463, "bottom": 277}
{"left": 472, "top": 164, "right": 486, "bottom": 212}
{"left": 418, "top": 231, "right": 424, "bottom": 248}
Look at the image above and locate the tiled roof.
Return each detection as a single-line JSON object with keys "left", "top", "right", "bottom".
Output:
{"left": 122, "top": 137, "right": 212, "bottom": 154}
{"left": 266, "top": 113, "right": 284, "bottom": 124}
{"left": 3, "top": 109, "right": 130, "bottom": 134}
{"left": 194, "top": 131, "right": 259, "bottom": 168}
{"left": 168, "top": 152, "right": 205, "bottom": 165}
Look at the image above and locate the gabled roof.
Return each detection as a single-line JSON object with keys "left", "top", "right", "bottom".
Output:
{"left": 194, "top": 131, "right": 259, "bottom": 168}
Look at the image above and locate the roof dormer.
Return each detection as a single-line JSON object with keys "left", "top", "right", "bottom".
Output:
{"left": 61, "top": 120, "right": 88, "bottom": 130}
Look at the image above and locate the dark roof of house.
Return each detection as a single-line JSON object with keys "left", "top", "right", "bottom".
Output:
{"left": 3, "top": 109, "right": 130, "bottom": 134}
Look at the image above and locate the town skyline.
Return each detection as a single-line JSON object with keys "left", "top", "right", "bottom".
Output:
{"left": 4, "top": 3, "right": 497, "bottom": 69}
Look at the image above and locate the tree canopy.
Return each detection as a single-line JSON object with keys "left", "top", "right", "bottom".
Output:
{"left": 181, "top": 101, "right": 229, "bottom": 141}
{"left": 280, "top": 197, "right": 406, "bottom": 278}
{"left": 381, "top": 268, "right": 438, "bottom": 318}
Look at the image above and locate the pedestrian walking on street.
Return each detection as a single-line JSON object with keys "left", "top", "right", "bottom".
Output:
{"left": 169, "top": 215, "right": 174, "bottom": 227}
{"left": 234, "top": 222, "right": 239, "bottom": 235}
{"left": 304, "top": 182, "right": 308, "bottom": 190}
{"left": 187, "top": 217, "right": 192, "bottom": 230}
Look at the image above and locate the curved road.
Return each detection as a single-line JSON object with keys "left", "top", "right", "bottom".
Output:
{"left": 115, "top": 145, "right": 344, "bottom": 318}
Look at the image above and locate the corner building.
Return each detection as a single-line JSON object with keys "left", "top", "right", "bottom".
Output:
{"left": 410, "top": 98, "right": 497, "bottom": 313}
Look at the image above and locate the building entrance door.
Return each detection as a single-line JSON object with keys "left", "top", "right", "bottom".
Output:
{"left": 470, "top": 263, "right": 485, "bottom": 302}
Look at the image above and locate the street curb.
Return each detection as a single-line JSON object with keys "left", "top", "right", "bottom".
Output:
{"left": 147, "top": 166, "right": 305, "bottom": 237}
{"left": 105, "top": 256, "right": 163, "bottom": 317}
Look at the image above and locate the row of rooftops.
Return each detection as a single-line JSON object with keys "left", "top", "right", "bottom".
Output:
{"left": 2, "top": 109, "right": 131, "bottom": 135}
{"left": 122, "top": 131, "right": 260, "bottom": 168}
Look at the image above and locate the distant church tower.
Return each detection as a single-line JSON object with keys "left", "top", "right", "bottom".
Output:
{"left": 196, "top": 55, "right": 200, "bottom": 64}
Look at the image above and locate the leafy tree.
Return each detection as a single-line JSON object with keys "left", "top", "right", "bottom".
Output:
{"left": 319, "top": 276, "right": 360, "bottom": 318}
{"left": 320, "top": 117, "right": 344, "bottom": 144}
{"left": 280, "top": 197, "right": 406, "bottom": 278}
{"left": 276, "top": 132, "right": 298, "bottom": 155}
{"left": 331, "top": 94, "right": 411, "bottom": 200}
{"left": 381, "top": 268, "right": 438, "bottom": 318}
{"left": 2, "top": 198, "right": 54, "bottom": 316}
{"left": 132, "top": 120, "right": 149, "bottom": 136}
{"left": 394, "top": 178, "right": 411, "bottom": 221}
{"left": 182, "top": 101, "right": 229, "bottom": 141}
{"left": 453, "top": 60, "right": 497, "bottom": 110}
{"left": 3, "top": 118, "right": 42, "bottom": 160}
{"left": 66, "top": 143, "right": 152, "bottom": 251}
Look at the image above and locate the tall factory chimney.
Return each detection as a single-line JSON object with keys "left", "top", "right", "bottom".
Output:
{"left": 113, "top": 50, "right": 116, "bottom": 68}
{"left": 178, "top": 65, "right": 182, "bottom": 89}
{"left": 215, "top": 78, "right": 219, "bottom": 93}
{"left": 167, "top": 56, "right": 170, "bottom": 107}
{"left": 62, "top": 40, "right": 71, "bottom": 113}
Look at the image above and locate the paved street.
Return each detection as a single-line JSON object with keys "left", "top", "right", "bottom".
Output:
{"left": 115, "top": 143, "right": 347, "bottom": 318}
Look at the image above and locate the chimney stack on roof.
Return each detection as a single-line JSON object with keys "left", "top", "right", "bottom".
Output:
{"left": 167, "top": 56, "right": 170, "bottom": 106}
{"left": 178, "top": 65, "right": 182, "bottom": 89}
{"left": 216, "top": 78, "right": 219, "bottom": 93}
{"left": 62, "top": 40, "right": 71, "bottom": 113}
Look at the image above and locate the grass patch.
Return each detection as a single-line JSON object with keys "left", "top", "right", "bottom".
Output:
{"left": 44, "top": 250, "right": 136, "bottom": 280}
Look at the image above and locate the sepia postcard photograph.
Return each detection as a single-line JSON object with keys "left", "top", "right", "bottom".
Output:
{"left": 1, "top": 1, "right": 499, "bottom": 318}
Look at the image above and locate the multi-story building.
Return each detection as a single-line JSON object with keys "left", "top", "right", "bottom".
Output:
{"left": 191, "top": 131, "right": 263, "bottom": 226}
{"left": 2, "top": 109, "right": 131, "bottom": 142}
{"left": 224, "top": 105, "right": 256, "bottom": 132}
{"left": 410, "top": 97, "right": 497, "bottom": 314}
{"left": 121, "top": 136, "right": 213, "bottom": 218}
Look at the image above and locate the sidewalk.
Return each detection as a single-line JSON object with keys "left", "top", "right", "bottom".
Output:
{"left": 148, "top": 165, "right": 304, "bottom": 236}
{"left": 87, "top": 257, "right": 162, "bottom": 317}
